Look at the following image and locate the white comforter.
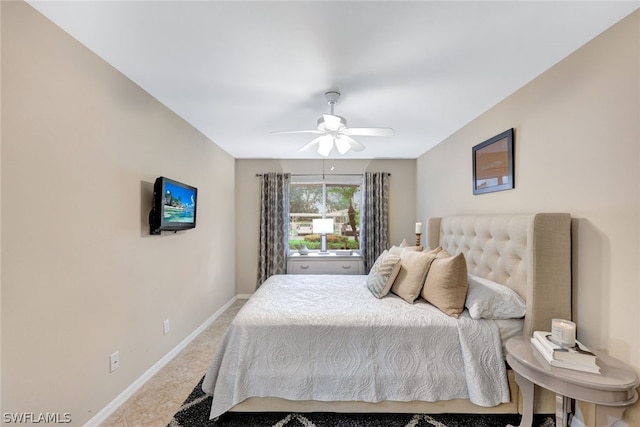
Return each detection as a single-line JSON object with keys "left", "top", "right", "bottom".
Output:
{"left": 202, "top": 274, "right": 510, "bottom": 419}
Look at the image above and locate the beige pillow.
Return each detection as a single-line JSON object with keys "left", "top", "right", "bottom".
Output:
{"left": 390, "top": 250, "right": 439, "bottom": 303}
{"left": 421, "top": 252, "right": 468, "bottom": 318}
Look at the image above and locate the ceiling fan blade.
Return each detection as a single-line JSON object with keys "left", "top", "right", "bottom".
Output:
{"left": 297, "top": 136, "right": 325, "bottom": 152}
{"left": 344, "top": 127, "right": 395, "bottom": 137}
{"left": 334, "top": 137, "right": 351, "bottom": 155}
{"left": 340, "top": 135, "right": 366, "bottom": 152}
{"left": 271, "top": 130, "right": 323, "bottom": 135}
{"left": 317, "top": 136, "right": 333, "bottom": 157}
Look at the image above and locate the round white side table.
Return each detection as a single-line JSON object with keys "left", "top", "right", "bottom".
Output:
{"left": 506, "top": 336, "right": 638, "bottom": 427}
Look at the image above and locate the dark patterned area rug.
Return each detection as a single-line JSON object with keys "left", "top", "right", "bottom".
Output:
{"left": 168, "top": 377, "right": 555, "bottom": 427}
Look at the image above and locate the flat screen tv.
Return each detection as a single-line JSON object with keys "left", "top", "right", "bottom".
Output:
{"left": 149, "top": 177, "right": 197, "bottom": 235}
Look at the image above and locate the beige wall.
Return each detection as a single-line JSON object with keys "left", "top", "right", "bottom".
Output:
{"left": 1, "top": 2, "right": 236, "bottom": 424}
{"left": 417, "top": 11, "right": 639, "bottom": 424}
{"left": 235, "top": 159, "right": 416, "bottom": 294}
{"left": 0, "top": 0, "right": 3, "bottom": 414}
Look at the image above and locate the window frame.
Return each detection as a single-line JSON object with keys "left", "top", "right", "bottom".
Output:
{"left": 289, "top": 179, "right": 361, "bottom": 252}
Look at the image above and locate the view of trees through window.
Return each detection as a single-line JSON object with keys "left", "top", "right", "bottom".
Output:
{"left": 289, "top": 183, "right": 361, "bottom": 251}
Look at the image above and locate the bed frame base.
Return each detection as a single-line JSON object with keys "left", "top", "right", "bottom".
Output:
{"left": 230, "top": 371, "right": 556, "bottom": 415}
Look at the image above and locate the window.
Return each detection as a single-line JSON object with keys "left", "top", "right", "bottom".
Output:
{"left": 289, "top": 182, "right": 361, "bottom": 251}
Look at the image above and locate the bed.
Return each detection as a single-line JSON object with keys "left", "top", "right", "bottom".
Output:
{"left": 202, "top": 213, "right": 572, "bottom": 419}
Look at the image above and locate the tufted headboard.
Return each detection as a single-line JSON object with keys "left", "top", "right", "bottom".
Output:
{"left": 426, "top": 213, "right": 571, "bottom": 337}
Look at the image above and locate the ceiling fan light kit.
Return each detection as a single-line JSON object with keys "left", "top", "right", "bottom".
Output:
{"left": 317, "top": 115, "right": 346, "bottom": 132}
{"left": 272, "top": 91, "right": 394, "bottom": 157}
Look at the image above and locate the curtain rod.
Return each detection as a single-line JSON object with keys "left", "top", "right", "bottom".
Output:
{"left": 255, "top": 173, "right": 391, "bottom": 177}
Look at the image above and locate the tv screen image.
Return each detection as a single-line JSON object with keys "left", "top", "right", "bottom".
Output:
{"left": 149, "top": 177, "right": 197, "bottom": 235}
{"left": 162, "top": 181, "right": 196, "bottom": 223}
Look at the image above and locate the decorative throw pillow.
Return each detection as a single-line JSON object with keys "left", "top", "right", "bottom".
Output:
{"left": 465, "top": 274, "right": 526, "bottom": 319}
{"left": 421, "top": 252, "right": 468, "bottom": 318}
{"left": 367, "top": 251, "right": 402, "bottom": 298}
{"left": 390, "top": 249, "right": 439, "bottom": 303}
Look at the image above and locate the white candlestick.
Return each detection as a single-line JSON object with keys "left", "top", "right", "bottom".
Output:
{"left": 415, "top": 222, "right": 422, "bottom": 234}
{"left": 551, "top": 319, "right": 576, "bottom": 347}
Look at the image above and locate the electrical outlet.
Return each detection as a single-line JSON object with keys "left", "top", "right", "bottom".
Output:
{"left": 110, "top": 351, "right": 120, "bottom": 372}
{"left": 163, "top": 319, "right": 170, "bottom": 335}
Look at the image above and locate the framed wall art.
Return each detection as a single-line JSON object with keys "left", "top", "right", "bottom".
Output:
{"left": 472, "top": 128, "right": 514, "bottom": 195}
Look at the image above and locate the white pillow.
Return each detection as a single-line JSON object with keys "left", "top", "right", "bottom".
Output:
{"left": 388, "top": 239, "right": 422, "bottom": 255}
{"left": 465, "top": 274, "right": 526, "bottom": 319}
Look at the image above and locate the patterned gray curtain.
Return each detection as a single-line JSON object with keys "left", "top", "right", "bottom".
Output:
{"left": 257, "top": 172, "right": 291, "bottom": 286}
{"left": 360, "top": 172, "right": 390, "bottom": 273}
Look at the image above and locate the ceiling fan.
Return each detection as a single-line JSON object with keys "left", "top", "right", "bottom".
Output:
{"left": 272, "top": 91, "right": 395, "bottom": 156}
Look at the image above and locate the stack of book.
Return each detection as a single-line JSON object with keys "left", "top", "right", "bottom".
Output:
{"left": 531, "top": 330, "right": 600, "bottom": 374}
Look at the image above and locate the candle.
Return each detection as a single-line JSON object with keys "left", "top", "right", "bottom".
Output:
{"left": 415, "top": 222, "right": 422, "bottom": 234}
{"left": 551, "top": 319, "right": 576, "bottom": 347}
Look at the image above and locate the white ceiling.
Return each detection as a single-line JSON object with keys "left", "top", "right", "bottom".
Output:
{"left": 26, "top": 1, "right": 638, "bottom": 159}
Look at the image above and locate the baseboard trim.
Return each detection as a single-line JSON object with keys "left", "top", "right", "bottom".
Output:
{"left": 84, "top": 295, "right": 239, "bottom": 427}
